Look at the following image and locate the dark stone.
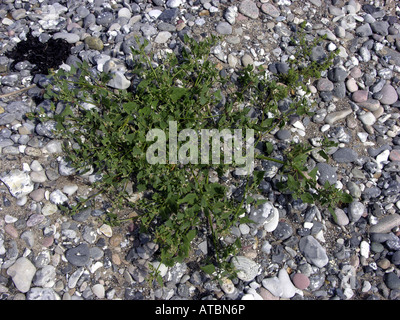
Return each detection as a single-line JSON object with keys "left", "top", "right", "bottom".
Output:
{"left": 5, "top": 31, "right": 72, "bottom": 76}
{"left": 65, "top": 243, "right": 90, "bottom": 267}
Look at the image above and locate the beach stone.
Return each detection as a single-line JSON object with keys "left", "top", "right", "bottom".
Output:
{"left": 332, "top": 148, "right": 358, "bottom": 163}
{"left": 65, "top": 244, "right": 90, "bottom": 267}
{"left": 84, "top": 36, "right": 104, "bottom": 51}
{"left": 299, "top": 235, "right": 329, "bottom": 268}
{"left": 324, "top": 109, "right": 353, "bottom": 125}
{"left": 358, "top": 112, "right": 376, "bottom": 126}
{"left": 231, "top": 256, "right": 260, "bottom": 282}
{"left": 107, "top": 71, "right": 131, "bottom": 90}
{"left": 27, "top": 288, "right": 60, "bottom": 300}
{"left": 216, "top": 22, "right": 232, "bottom": 35}
{"left": 292, "top": 273, "right": 310, "bottom": 290}
{"left": 317, "top": 78, "right": 334, "bottom": 91}
{"left": 7, "top": 257, "right": 36, "bottom": 293}
{"left": 369, "top": 214, "right": 400, "bottom": 233}
{"left": 333, "top": 208, "right": 349, "bottom": 226}
{"left": 0, "top": 170, "right": 34, "bottom": 199}
{"left": 348, "top": 201, "right": 365, "bottom": 222}
{"left": 379, "top": 84, "right": 398, "bottom": 105}
{"left": 385, "top": 272, "right": 400, "bottom": 290}
{"left": 239, "top": 0, "right": 259, "bottom": 19}
{"left": 316, "top": 163, "right": 337, "bottom": 185}
{"left": 352, "top": 90, "right": 368, "bottom": 103}
{"left": 261, "top": 3, "right": 280, "bottom": 18}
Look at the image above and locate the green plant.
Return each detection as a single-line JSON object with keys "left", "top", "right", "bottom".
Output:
{"left": 31, "top": 29, "right": 351, "bottom": 281}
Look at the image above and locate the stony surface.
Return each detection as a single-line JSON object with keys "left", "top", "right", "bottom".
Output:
{"left": 0, "top": 0, "right": 400, "bottom": 301}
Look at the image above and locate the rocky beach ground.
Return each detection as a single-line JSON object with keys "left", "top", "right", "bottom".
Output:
{"left": 0, "top": 0, "right": 400, "bottom": 301}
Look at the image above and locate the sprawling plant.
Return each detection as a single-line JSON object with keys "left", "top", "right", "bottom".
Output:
{"left": 32, "top": 27, "right": 351, "bottom": 281}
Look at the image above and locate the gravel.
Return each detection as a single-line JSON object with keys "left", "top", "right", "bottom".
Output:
{"left": 0, "top": 0, "right": 400, "bottom": 302}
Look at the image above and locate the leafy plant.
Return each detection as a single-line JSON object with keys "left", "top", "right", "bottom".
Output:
{"left": 31, "top": 27, "right": 351, "bottom": 281}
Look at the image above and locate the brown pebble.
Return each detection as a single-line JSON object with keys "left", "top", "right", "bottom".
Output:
{"left": 4, "top": 224, "right": 18, "bottom": 238}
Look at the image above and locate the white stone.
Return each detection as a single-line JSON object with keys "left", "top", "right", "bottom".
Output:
{"left": 7, "top": 257, "right": 36, "bottom": 293}
{"left": 231, "top": 256, "right": 260, "bottom": 282}
{"left": 49, "top": 190, "right": 68, "bottom": 205}
{"left": 41, "top": 203, "right": 58, "bottom": 216}
{"left": 63, "top": 184, "right": 79, "bottom": 196}
{"left": 99, "top": 224, "right": 113, "bottom": 237}
{"left": 151, "top": 261, "right": 169, "bottom": 277}
{"left": 166, "top": 0, "right": 182, "bottom": 8}
{"left": 0, "top": 169, "right": 34, "bottom": 199}
{"left": 92, "top": 284, "right": 105, "bottom": 299}
{"left": 360, "top": 240, "right": 370, "bottom": 258}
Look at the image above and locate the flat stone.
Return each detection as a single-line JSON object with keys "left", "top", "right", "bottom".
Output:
{"left": 379, "top": 84, "right": 398, "bottom": 105}
{"left": 53, "top": 32, "right": 80, "bottom": 44}
{"left": 369, "top": 214, "right": 400, "bottom": 233}
{"left": 348, "top": 201, "right": 365, "bottom": 222}
{"left": 292, "top": 273, "right": 310, "bottom": 290}
{"left": 352, "top": 90, "right": 368, "bottom": 103}
{"left": 65, "top": 243, "right": 90, "bottom": 267}
{"left": 261, "top": 3, "right": 280, "bottom": 18}
{"left": 332, "top": 148, "right": 358, "bottom": 163}
{"left": 333, "top": 208, "right": 349, "bottom": 226}
{"left": 239, "top": 0, "right": 259, "bottom": 19}
{"left": 154, "top": 31, "right": 172, "bottom": 43}
{"left": 216, "top": 21, "right": 232, "bottom": 35}
{"left": 7, "top": 257, "right": 36, "bottom": 293}
{"left": 0, "top": 170, "right": 34, "bottom": 199}
{"left": 299, "top": 235, "right": 329, "bottom": 268}
{"left": 324, "top": 109, "right": 353, "bottom": 125}
{"left": 231, "top": 256, "right": 260, "bottom": 281}
{"left": 317, "top": 78, "right": 334, "bottom": 91}
{"left": 107, "top": 71, "right": 131, "bottom": 90}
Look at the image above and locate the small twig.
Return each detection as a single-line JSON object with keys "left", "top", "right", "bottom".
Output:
{"left": 0, "top": 84, "right": 36, "bottom": 99}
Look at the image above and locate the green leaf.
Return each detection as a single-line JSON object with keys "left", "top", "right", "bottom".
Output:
{"left": 178, "top": 193, "right": 197, "bottom": 205}
{"left": 300, "top": 193, "right": 314, "bottom": 203}
{"left": 201, "top": 264, "right": 215, "bottom": 275}
{"left": 169, "top": 87, "right": 186, "bottom": 102}
{"left": 186, "top": 229, "right": 196, "bottom": 242}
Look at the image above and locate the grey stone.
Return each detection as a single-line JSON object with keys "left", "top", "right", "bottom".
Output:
{"left": 332, "top": 148, "right": 358, "bottom": 163}
{"left": 33, "top": 265, "right": 56, "bottom": 288}
{"left": 317, "top": 163, "right": 337, "bottom": 185}
{"left": 379, "top": 84, "right": 398, "bottom": 105}
{"left": 328, "top": 67, "right": 348, "bottom": 82}
{"left": 299, "top": 235, "right": 329, "bottom": 268}
{"left": 65, "top": 243, "right": 90, "bottom": 267}
{"left": 0, "top": 170, "right": 34, "bottom": 199}
{"left": 385, "top": 272, "right": 400, "bottom": 290}
{"left": 7, "top": 257, "right": 36, "bottom": 293}
{"left": 27, "top": 288, "right": 60, "bottom": 300}
{"left": 238, "top": 0, "right": 259, "bottom": 19}
{"left": 231, "top": 256, "right": 260, "bottom": 281}
{"left": 355, "top": 23, "right": 373, "bottom": 37}
{"left": 333, "top": 208, "right": 349, "bottom": 226}
{"left": 216, "top": 22, "right": 232, "bottom": 35}
{"left": 371, "top": 21, "right": 390, "bottom": 36}
{"left": 324, "top": 109, "right": 353, "bottom": 125}
{"left": 369, "top": 214, "right": 400, "bottom": 233}
{"left": 348, "top": 201, "right": 365, "bottom": 222}
{"left": 311, "top": 46, "right": 327, "bottom": 63}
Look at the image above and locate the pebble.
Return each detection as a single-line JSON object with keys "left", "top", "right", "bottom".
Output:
{"left": 379, "top": 84, "right": 398, "bottom": 105}
{"left": 299, "top": 235, "right": 329, "bottom": 268}
{"left": 369, "top": 214, "right": 400, "bottom": 234}
{"left": 7, "top": 257, "right": 36, "bottom": 293}
{"left": 332, "top": 148, "right": 358, "bottom": 163}
{"left": 231, "top": 256, "right": 260, "bottom": 282}
{"left": 0, "top": 170, "right": 34, "bottom": 199}
{"left": 238, "top": 0, "right": 259, "bottom": 19}
{"left": 292, "top": 273, "right": 310, "bottom": 290}
{"left": 0, "top": 0, "right": 399, "bottom": 302}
